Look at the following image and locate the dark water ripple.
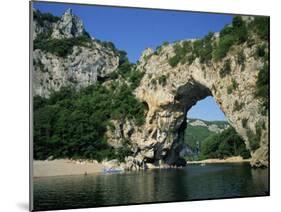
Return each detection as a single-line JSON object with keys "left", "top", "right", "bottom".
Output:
{"left": 33, "top": 163, "right": 269, "bottom": 211}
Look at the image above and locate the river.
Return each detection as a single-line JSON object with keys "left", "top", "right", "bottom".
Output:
{"left": 33, "top": 163, "right": 269, "bottom": 211}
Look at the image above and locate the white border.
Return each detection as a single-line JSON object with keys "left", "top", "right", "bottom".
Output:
{"left": 0, "top": 0, "right": 280, "bottom": 212}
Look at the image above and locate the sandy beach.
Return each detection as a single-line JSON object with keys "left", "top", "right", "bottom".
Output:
{"left": 33, "top": 156, "right": 251, "bottom": 177}
{"left": 33, "top": 159, "right": 107, "bottom": 177}
{"left": 186, "top": 156, "right": 251, "bottom": 164}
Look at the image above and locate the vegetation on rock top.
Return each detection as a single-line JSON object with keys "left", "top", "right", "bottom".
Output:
{"left": 168, "top": 16, "right": 269, "bottom": 68}
{"left": 33, "top": 9, "right": 268, "bottom": 166}
{"left": 33, "top": 44, "right": 146, "bottom": 161}
{"left": 166, "top": 16, "right": 269, "bottom": 116}
{"left": 33, "top": 9, "right": 60, "bottom": 26}
{"left": 34, "top": 34, "right": 92, "bottom": 57}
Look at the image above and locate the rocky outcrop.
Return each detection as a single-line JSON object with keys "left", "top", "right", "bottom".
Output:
{"left": 33, "top": 44, "right": 119, "bottom": 97}
{"left": 32, "top": 9, "right": 119, "bottom": 97}
{"left": 33, "top": 8, "right": 88, "bottom": 40}
{"left": 115, "top": 35, "right": 268, "bottom": 169}
{"left": 51, "top": 9, "right": 87, "bottom": 39}
{"left": 189, "top": 119, "right": 207, "bottom": 127}
{"left": 208, "top": 124, "right": 228, "bottom": 133}
{"left": 187, "top": 119, "right": 229, "bottom": 133}
{"left": 33, "top": 9, "right": 268, "bottom": 169}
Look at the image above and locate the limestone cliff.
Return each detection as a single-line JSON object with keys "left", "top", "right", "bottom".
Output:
{"left": 32, "top": 9, "right": 119, "bottom": 97}
{"left": 107, "top": 18, "right": 269, "bottom": 169}
{"left": 32, "top": 9, "right": 269, "bottom": 169}
{"left": 133, "top": 36, "right": 268, "bottom": 168}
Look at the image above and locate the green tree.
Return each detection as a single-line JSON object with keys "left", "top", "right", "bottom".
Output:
{"left": 200, "top": 127, "right": 250, "bottom": 159}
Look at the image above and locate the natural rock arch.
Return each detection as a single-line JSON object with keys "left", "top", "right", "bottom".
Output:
{"left": 157, "top": 81, "right": 213, "bottom": 165}
{"left": 127, "top": 41, "right": 268, "bottom": 168}
{"left": 32, "top": 9, "right": 269, "bottom": 169}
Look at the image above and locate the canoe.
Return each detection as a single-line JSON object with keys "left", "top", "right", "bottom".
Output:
{"left": 103, "top": 168, "right": 124, "bottom": 173}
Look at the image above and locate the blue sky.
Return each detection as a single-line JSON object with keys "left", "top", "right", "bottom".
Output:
{"left": 33, "top": 2, "right": 233, "bottom": 62}
{"left": 187, "top": 97, "right": 226, "bottom": 121}
{"left": 33, "top": 2, "right": 230, "bottom": 121}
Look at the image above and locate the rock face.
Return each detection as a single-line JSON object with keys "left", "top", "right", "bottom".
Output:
{"left": 33, "top": 45, "right": 119, "bottom": 97}
{"left": 208, "top": 124, "right": 227, "bottom": 133}
{"left": 32, "top": 9, "right": 119, "bottom": 97}
{"left": 112, "top": 38, "right": 268, "bottom": 169}
{"left": 189, "top": 119, "right": 208, "bottom": 127}
{"left": 33, "top": 9, "right": 268, "bottom": 169}
{"left": 51, "top": 9, "right": 86, "bottom": 39}
{"left": 187, "top": 118, "right": 229, "bottom": 133}
{"left": 33, "top": 8, "right": 87, "bottom": 40}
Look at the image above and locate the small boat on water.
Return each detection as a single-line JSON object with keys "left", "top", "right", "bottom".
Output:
{"left": 200, "top": 163, "right": 206, "bottom": 166}
{"left": 103, "top": 167, "right": 124, "bottom": 173}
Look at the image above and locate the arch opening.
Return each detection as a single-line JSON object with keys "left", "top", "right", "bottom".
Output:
{"left": 163, "top": 81, "right": 250, "bottom": 166}
{"left": 180, "top": 96, "right": 228, "bottom": 161}
{"left": 163, "top": 81, "right": 213, "bottom": 165}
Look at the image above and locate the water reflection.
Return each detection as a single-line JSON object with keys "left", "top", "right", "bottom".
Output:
{"left": 34, "top": 163, "right": 269, "bottom": 211}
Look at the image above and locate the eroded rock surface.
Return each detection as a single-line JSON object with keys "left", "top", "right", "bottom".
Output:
{"left": 110, "top": 37, "right": 268, "bottom": 169}
{"left": 32, "top": 9, "right": 119, "bottom": 97}
{"left": 33, "top": 9, "right": 269, "bottom": 169}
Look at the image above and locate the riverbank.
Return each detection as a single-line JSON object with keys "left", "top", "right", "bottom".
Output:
{"left": 33, "top": 162, "right": 268, "bottom": 210}
{"left": 33, "top": 156, "right": 251, "bottom": 177}
{"left": 186, "top": 156, "right": 251, "bottom": 164}
{"left": 33, "top": 159, "right": 115, "bottom": 177}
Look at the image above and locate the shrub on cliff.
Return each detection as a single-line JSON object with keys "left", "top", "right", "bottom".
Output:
{"left": 195, "top": 32, "right": 214, "bottom": 63}
{"left": 219, "top": 59, "right": 231, "bottom": 78}
{"left": 249, "top": 16, "right": 269, "bottom": 40}
{"left": 168, "top": 55, "right": 181, "bottom": 67}
{"left": 255, "top": 63, "right": 269, "bottom": 112}
{"left": 168, "top": 16, "right": 268, "bottom": 67}
{"left": 168, "top": 15, "right": 267, "bottom": 67}
{"left": 34, "top": 35, "right": 92, "bottom": 57}
{"left": 213, "top": 35, "right": 236, "bottom": 60}
{"left": 158, "top": 75, "right": 167, "bottom": 86}
{"left": 33, "top": 10, "right": 60, "bottom": 26}
{"left": 247, "top": 122, "right": 263, "bottom": 151}
{"left": 213, "top": 16, "right": 248, "bottom": 60}
{"left": 237, "top": 50, "right": 245, "bottom": 71}
{"left": 115, "top": 140, "right": 133, "bottom": 162}
{"left": 168, "top": 41, "right": 193, "bottom": 67}
{"left": 255, "top": 44, "right": 267, "bottom": 59}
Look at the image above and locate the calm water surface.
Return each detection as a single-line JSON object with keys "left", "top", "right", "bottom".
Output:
{"left": 33, "top": 163, "right": 269, "bottom": 211}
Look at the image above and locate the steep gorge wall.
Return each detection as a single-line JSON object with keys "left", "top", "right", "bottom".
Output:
{"left": 108, "top": 34, "right": 268, "bottom": 169}
{"left": 33, "top": 9, "right": 269, "bottom": 168}
{"left": 32, "top": 9, "right": 119, "bottom": 97}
